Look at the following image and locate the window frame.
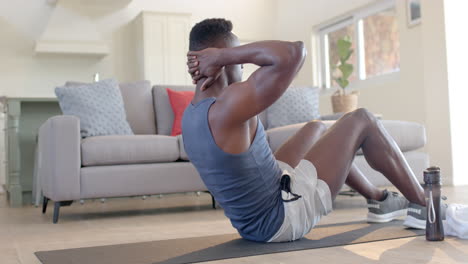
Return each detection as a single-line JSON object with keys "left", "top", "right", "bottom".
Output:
{"left": 315, "top": 0, "right": 398, "bottom": 89}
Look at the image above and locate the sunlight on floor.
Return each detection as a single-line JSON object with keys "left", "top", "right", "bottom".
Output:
{"left": 343, "top": 237, "right": 413, "bottom": 261}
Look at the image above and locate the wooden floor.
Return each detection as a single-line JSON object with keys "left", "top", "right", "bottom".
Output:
{"left": 1, "top": 186, "right": 467, "bottom": 264}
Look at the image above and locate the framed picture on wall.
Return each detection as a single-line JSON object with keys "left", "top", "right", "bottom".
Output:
{"left": 407, "top": 0, "right": 421, "bottom": 27}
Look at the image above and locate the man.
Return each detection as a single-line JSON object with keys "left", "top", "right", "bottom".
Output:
{"left": 182, "top": 18, "right": 427, "bottom": 242}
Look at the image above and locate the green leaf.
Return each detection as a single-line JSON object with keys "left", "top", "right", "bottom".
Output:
{"left": 335, "top": 77, "right": 349, "bottom": 89}
{"left": 333, "top": 36, "right": 354, "bottom": 90}
{"left": 337, "top": 38, "right": 352, "bottom": 59}
{"left": 338, "top": 63, "right": 354, "bottom": 80}
{"left": 341, "top": 49, "right": 354, "bottom": 63}
{"left": 342, "top": 79, "right": 349, "bottom": 89}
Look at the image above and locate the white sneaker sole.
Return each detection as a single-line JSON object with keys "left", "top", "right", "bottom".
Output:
{"left": 367, "top": 209, "right": 407, "bottom": 223}
{"left": 403, "top": 215, "right": 426, "bottom": 229}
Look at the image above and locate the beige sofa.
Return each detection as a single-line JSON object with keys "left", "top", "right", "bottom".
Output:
{"left": 37, "top": 81, "right": 429, "bottom": 223}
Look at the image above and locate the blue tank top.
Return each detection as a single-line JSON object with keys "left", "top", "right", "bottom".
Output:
{"left": 182, "top": 97, "right": 284, "bottom": 242}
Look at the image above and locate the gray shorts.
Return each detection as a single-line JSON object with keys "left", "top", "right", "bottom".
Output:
{"left": 268, "top": 159, "right": 333, "bottom": 242}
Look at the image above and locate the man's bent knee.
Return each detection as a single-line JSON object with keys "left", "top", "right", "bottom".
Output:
{"left": 350, "top": 108, "right": 376, "bottom": 124}
{"left": 304, "top": 120, "right": 327, "bottom": 135}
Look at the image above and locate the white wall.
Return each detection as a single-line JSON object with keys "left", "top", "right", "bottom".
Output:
{"left": 419, "top": 0, "right": 453, "bottom": 185}
{"left": 0, "top": 0, "right": 278, "bottom": 97}
{"left": 444, "top": 0, "right": 468, "bottom": 186}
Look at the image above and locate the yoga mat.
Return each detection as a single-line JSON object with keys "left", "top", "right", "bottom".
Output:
{"left": 35, "top": 220, "right": 424, "bottom": 264}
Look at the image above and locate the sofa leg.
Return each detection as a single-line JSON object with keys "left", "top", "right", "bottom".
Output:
{"left": 53, "top": 200, "right": 74, "bottom": 224}
{"left": 53, "top": 202, "right": 60, "bottom": 223}
{"left": 42, "top": 196, "right": 49, "bottom": 214}
{"left": 211, "top": 194, "right": 216, "bottom": 209}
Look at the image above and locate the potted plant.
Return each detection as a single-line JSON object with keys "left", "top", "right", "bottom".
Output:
{"left": 331, "top": 36, "right": 359, "bottom": 113}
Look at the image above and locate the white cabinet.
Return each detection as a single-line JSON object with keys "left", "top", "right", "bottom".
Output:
{"left": 133, "top": 11, "right": 192, "bottom": 85}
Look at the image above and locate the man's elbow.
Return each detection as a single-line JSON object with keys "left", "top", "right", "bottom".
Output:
{"left": 270, "top": 41, "right": 306, "bottom": 67}
{"left": 290, "top": 41, "right": 306, "bottom": 64}
{"left": 276, "top": 41, "right": 306, "bottom": 67}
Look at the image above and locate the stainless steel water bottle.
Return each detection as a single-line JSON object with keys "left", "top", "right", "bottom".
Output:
{"left": 424, "top": 166, "right": 444, "bottom": 241}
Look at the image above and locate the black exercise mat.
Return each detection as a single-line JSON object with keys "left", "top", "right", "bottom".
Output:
{"left": 35, "top": 220, "right": 424, "bottom": 264}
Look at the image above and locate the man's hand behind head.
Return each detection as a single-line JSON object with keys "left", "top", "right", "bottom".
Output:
{"left": 187, "top": 48, "right": 223, "bottom": 91}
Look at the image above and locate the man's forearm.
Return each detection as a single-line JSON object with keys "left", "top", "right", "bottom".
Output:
{"left": 215, "top": 40, "right": 305, "bottom": 68}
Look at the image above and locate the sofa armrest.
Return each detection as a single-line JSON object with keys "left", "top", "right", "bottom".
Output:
{"left": 320, "top": 113, "right": 383, "bottom": 121}
{"left": 266, "top": 121, "right": 337, "bottom": 152}
{"left": 266, "top": 123, "right": 305, "bottom": 153}
{"left": 320, "top": 113, "right": 344, "bottom": 120}
{"left": 38, "top": 115, "right": 81, "bottom": 201}
{"left": 378, "top": 120, "right": 427, "bottom": 152}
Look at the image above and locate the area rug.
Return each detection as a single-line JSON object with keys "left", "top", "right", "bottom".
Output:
{"left": 35, "top": 220, "right": 424, "bottom": 264}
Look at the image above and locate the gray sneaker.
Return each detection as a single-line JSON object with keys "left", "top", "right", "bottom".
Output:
{"left": 403, "top": 201, "right": 447, "bottom": 229}
{"left": 367, "top": 190, "right": 409, "bottom": 223}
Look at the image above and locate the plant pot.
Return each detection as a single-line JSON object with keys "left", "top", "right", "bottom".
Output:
{"left": 331, "top": 91, "right": 358, "bottom": 114}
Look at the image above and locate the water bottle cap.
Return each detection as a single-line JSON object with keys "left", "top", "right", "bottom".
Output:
{"left": 424, "top": 166, "right": 441, "bottom": 184}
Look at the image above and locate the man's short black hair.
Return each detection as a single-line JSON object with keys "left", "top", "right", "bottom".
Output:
{"left": 189, "top": 18, "right": 233, "bottom": 51}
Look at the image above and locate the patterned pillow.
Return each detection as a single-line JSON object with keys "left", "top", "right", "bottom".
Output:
{"left": 55, "top": 79, "right": 134, "bottom": 137}
{"left": 266, "top": 86, "right": 320, "bottom": 129}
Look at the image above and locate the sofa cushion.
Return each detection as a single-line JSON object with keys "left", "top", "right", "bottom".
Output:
{"left": 266, "top": 86, "right": 320, "bottom": 129}
{"left": 266, "top": 120, "right": 426, "bottom": 154}
{"left": 66, "top": 80, "right": 157, "bottom": 135}
{"left": 80, "top": 162, "right": 207, "bottom": 198}
{"left": 81, "top": 135, "right": 179, "bottom": 166}
{"left": 177, "top": 135, "right": 189, "bottom": 161}
{"left": 119, "top": 80, "right": 157, "bottom": 135}
{"left": 153, "top": 85, "right": 195, "bottom": 135}
{"left": 56, "top": 79, "right": 133, "bottom": 137}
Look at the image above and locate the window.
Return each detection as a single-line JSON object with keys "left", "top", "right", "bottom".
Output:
{"left": 362, "top": 9, "right": 400, "bottom": 78}
{"left": 327, "top": 24, "right": 358, "bottom": 87}
{"left": 317, "top": 1, "right": 400, "bottom": 88}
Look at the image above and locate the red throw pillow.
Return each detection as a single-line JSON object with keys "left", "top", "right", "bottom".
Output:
{"left": 166, "top": 88, "right": 195, "bottom": 136}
